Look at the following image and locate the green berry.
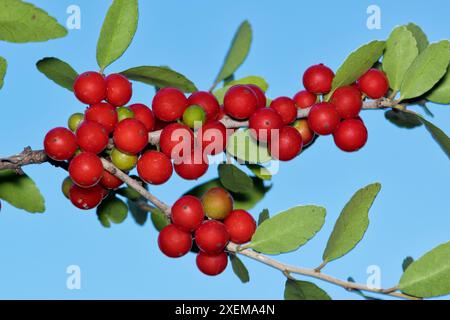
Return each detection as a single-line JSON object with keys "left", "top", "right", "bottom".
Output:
{"left": 117, "top": 107, "right": 134, "bottom": 122}
{"left": 182, "top": 105, "right": 206, "bottom": 129}
{"left": 68, "top": 113, "right": 84, "bottom": 132}
{"left": 111, "top": 147, "right": 137, "bottom": 171}
{"left": 61, "top": 177, "right": 74, "bottom": 199}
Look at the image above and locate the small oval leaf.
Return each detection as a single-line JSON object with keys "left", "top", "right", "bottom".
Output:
{"left": 418, "top": 115, "right": 450, "bottom": 158}
{"left": 384, "top": 109, "right": 422, "bottom": 129}
{"left": 257, "top": 208, "right": 269, "bottom": 226}
{"left": 218, "top": 164, "right": 253, "bottom": 194}
{"left": 406, "top": 23, "right": 429, "bottom": 53}
{"left": 0, "top": 56, "right": 6, "bottom": 89}
{"left": 97, "top": 196, "right": 128, "bottom": 225}
{"left": 227, "top": 129, "right": 272, "bottom": 164}
{"left": 127, "top": 198, "right": 148, "bottom": 226}
{"left": 150, "top": 207, "right": 170, "bottom": 231}
{"left": 284, "top": 280, "right": 332, "bottom": 300}
{"left": 426, "top": 66, "right": 450, "bottom": 104}
{"left": 229, "top": 254, "right": 250, "bottom": 283}
{"left": 36, "top": 57, "right": 78, "bottom": 92}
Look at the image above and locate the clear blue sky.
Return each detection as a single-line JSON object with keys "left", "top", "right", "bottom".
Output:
{"left": 0, "top": 0, "right": 449, "bottom": 300}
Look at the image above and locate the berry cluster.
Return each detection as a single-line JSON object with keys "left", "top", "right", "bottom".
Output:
{"left": 158, "top": 187, "right": 256, "bottom": 276}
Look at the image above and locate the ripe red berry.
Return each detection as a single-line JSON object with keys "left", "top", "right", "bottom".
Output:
{"left": 247, "top": 84, "right": 267, "bottom": 108}
{"left": 152, "top": 87, "right": 188, "bottom": 122}
{"left": 292, "top": 119, "right": 315, "bottom": 146}
{"left": 76, "top": 121, "right": 109, "bottom": 154}
{"left": 69, "top": 184, "right": 104, "bottom": 210}
{"left": 174, "top": 150, "right": 209, "bottom": 180}
{"left": 293, "top": 90, "right": 317, "bottom": 109}
{"left": 187, "top": 91, "right": 220, "bottom": 121}
{"left": 195, "top": 220, "right": 230, "bottom": 254}
{"left": 358, "top": 69, "right": 389, "bottom": 99}
{"left": 69, "top": 152, "right": 104, "bottom": 188}
{"left": 100, "top": 170, "right": 124, "bottom": 190}
{"left": 137, "top": 151, "right": 173, "bottom": 185}
{"left": 73, "top": 71, "right": 106, "bottom": 105}
{"left": 248, "top": 108, "right": 284, "bottom": 142}
{"left": 223, "top": 85, "right": 258, "bottom": 120}
{"left": 331, "top": 86, "right": 363, "bottom": 119}
{"left": 159, "top": 123, "right": 194, "bottom": 160}
{"left": 333, "top": 118, "right": 368, "bottom": 152}
{"left": 197, "top": 121, "right": 227, "bottom": 155}
{"left": 307, "top": 102, "right": 341, "bottom": 136}
{"left": 224, "top": 209, "right": 256, "bottom": 244}
{"left": 270, "top": 97, "right": 297, "bottom": 125}
{"left": 196, "top": 252, "right": 228, "bottom": 276}
{"left": 85, "top": 102, "right": 118, "bottom": 134}
{"left": 158, "top": 224, "right": 192, "bottom": 258}
{"left": 113, "top": 118, "right": 148, "bottom": 154}
{"left": 171, "top": 195, "right": 205, "bottom": 232}
{"left": 128, "top": 103, "right": 155, "bottom": 131}
{"left": 104, "top": 74, "right": 132, "bottom": 107}
{"left": 44, "top": 127, "right": 78, "bottom": 161}
{"left": 303, "top": 64, "right": 335, "bottom": 94}
{"left": 269, "top": 126, "right": 303, "bottom": 161}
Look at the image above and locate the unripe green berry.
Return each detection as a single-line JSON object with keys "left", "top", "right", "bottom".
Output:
{"left": 68, "top": 113, "right": 84, "bottom": 132}
{"left": 117, "top": 107, "right": 134, "bottom": 122}
{"left": 182, "top": 105, "right": 206, "bottom": 129}
{"left": 111, "top": 147, "right": 137, "bottom": 171}
{"left": 61, "top": 176, "right": 74, "bottom": 199}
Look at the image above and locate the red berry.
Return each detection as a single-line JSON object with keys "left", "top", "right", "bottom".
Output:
{"left": 113, "top": 118, "right": 148, "bottom": 154}
{"left": 158, "top": 224, "right": 192, "bottom": 258}
{"left": 303, "top": 64, "right": 334, "bottom": 94}
{"left": 73, "top": 71, "right": 106, "bottom": 105}
{"left": 358, "top": 69, "right": 389, "bottom": 99}
{"left": 269, "top": 126, "right": 303, "bottom": 161}
{"left": 333, "top": 118, "right": 368, "bottom": 152}
{"left": 223, "top": 85, "right": 257, "bottom": 120}
{"left": 69, "top": 184, "right": 104, "bottom": 210}
{"left": 152, "top": 87, "right": 188, "bottom": 122}
{"left": 85, "top": 102, "right": 118, "bottom": 134}
{"left": 293, "top": 90, "right": 317, "bottom": 109}
{"left": 159, "top": 123, "right": 194, "bottom": 160}
{"left": 171, "top": 195, "right": 205, "bottom": 232}
{"left": 100, "top": 170, "right": 124, "bottom": 190}
{"left": 196, "top": 252, "right": 228, "bottom": 276}
{"left": 293, "top": 119, "right": 315, "bottom": 146}
{"left": 44, "top": 127, "right": 77, "bottom": 161}
{"left": 197, "top": 121, "right": 227, "bottom": 155}
{"left": 307, "top": 102, "right": 341, "bottom": 135}
{"left": 174, "top": 150, "right": 208, "bottom": 180}
{"left": 223, "top": 209, "right": 256, "bottom": 244}
{"left": 76, "top": 121, "right": 109, "bottom": 154}
{"left": 187, "top": 91, "right": 220, "bottom": 121}
{"left": 247, "top": 84, "right": 267, "bottom": 108}
{"left": 137, "top": 151, "right": 173, "bottom": 185}
{"left": 195, "top": 220, "right": 230, "bottom": 254}
{"left": 270, "top": 97, "right": 297, "bottom": 125}
{"left": 128, "top": 103, "right": 155, "bottom": 131}
{"left": 331, "top": 86, "right": 363, "bottom": 119}
{"left": 69, "top": 152, "right": 104, "bottom": 188}
{"left": 248, "top": 108, "right": 283, "bottom": 142}
{"left": 105, "top": 74, "right": 132, "bottom": 107}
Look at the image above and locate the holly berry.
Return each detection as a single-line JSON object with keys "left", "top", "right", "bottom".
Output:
{"left": 69, "top": 152, "right": 104, "bottom": 188}
{"left": 224, "top": 209, "right": 256, "bottom": 244}
{"left": 128, "top": 103, "right": 155, "bottom": 131}
{"left": 333, "top": 118, "right": 368, "bottom": 152}
{"left": 173, "top": 150, "right": 208, "bottom": 180}
{"left": 269, "top": 126, "right": 303, "bottom": 161}
{"left": 293, "top": 90, "right": 317, "bottom": 109}
{"left": 195, "top": 220, "right": 230, "bottom": 254}
{"left": 137, "top": 151, "right": 173, "bottom": 185}
{"left": 247, "top": 84, "right": 267, "bottom": 108}
{"left": 248, "top": 108, "right": 283, "bottom": 142}
{"left": 100, "top": 170, "right": 124, "bottom": 190}
{"left": 187, "top": 91, "right": 220, "bottom": 121}
{"left": 76, "top": 120, "right": 109, "bottom": 154}
{"left": 159, "top": 123, "right": 194, "bottom": 160}
{"left": 105, "top": 74, "right": 132, "bottom": 107}
{"left": 110, "top": 147, "right": 138, "bottom": 171}
{"left": 358, "top": 69, "right": 389, "bottom": 99}
{"left": 270, "top": 97, "right": 297, "bottom": 125}
{"left": 182, "top": 105, "right": 206, "bottom": 129}
{"left": 85, "top": 102, "right": 118, "bottom": 134}
{"left": 171, "top": 195, "right": 205, "bottom": 232}
{"left": 223, "top": 85, "right": 258, "bottom": 120}
{"left": 197, "top": 121, "right": 227, "bottom": 155}
{"left": 292, "top": 119, "right": 315, "bottom": 146}
{"left": 307, "top": 102, "right": 341, "bottom": 135}
{"left": 113, "top": 118, "right": 148, "bottom": 154}
{"left": 158, "top": 224, "right": 192, "bottom": 258}
{"left": 69, "top": 184, "right": 104, "bottom": 210}
{"left": 303, "top": 64, "right": 334, "bottom": 94}
{"left": 330, "top": 86, "right": 362, "bottom": 119}
{"left": 73, "top": 71, "right": 106, "bottom": 105}
{"left": 61, "top": 177, "right": 73, "bottom": 199}
{"left": 196, "top": 252, "right": 228, "bottom": 276}
{"left": 117, "top": 107, "right": 134, "bottom": 122}
{"left": 68, "top": 113, "right": 84, "bottom": 132}
{"left": 152, "top": 87, "right": 188, "bottom": 122}
{"left": 201, "top": 187, "right": 233, "bottom": 220}
{"left": 44, "top": 127, "right": 78, "bottom": 161}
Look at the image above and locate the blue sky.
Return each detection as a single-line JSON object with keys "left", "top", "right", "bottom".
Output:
{"left": 0, "top": 0, "right": 449, "bottom": 300}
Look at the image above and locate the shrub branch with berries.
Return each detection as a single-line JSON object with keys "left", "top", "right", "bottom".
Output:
{"left": 0, "top": 0, "right": 449, "bottom": 300}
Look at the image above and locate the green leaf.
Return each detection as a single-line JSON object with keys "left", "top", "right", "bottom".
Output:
{"left": 426, "top": 65, "right": 450, "bottom": 104}
{"left": 284, "top": 280, "right": 332, "bottom": 300}
{"left": 120, "top": 66, "right": 197, "bottom": 93}
{"left": 418, "top": 115, "right": 450, "bottom": 158}
{"left": 97, "top": 211, "right": 111, "bottom": 228}
{"left": 96, "top": 0, "right": 138, "bottom": 70}
{"left": 384, "top": 109, "right": 422, "bottom": 129}
{"left": 399, "top": 242, "right": 450, "bottom": 298}
{"left": 226, "top": 129, "right": 272, "bottom": 164}
{"left": 0, "top": 0, "right": 67, "bottom": 43}
{"left": 213, "top": 76, "right": 268, "bottom": 104}
{"left": 322, "top": 183, "right": 381, "bottom": 263}
{"left": 402, "top": 256, "right": 414, "bottom": 272}
{"left": 185, "top": 177, "right": 271, "bottom": 211}
{"left": 0, "top": 169, "right": 45, "bottom": 213}
{"left": 97, "top": 196, "right": 128, "bottom": 226}
{"left": 246, "top": 164, "right": 272, "bottom": 181}
{"left": 117, "top": 186, "right": 141, "bottom": 201}
{"left": 327, "top": 41, "right": 386, "bottom": 98}
{"left": 214, "top": 21, "right": 252, "bottom": 85}
{"left": 218, "top": 164, "right": 253, "bottom": 194}
{"left": 383, "top": 26, "right": 419, "bottom": 92}
{"left": 127, "top": 198, "right": 148, "bottom": 226}
{"left": 400, "top": 41, "right": 450, "bottom": 100}
{"left": 229, "top": 254, "right": 250, "bottom": 283}
{"left": 0, "top": 56, "right": 6, "bottom": 89}
{"left": 249, "top": 205, "right": 326, "bottom": 255}
{"left": 257, "top": 208, "right": 269, "bottom": 226}
{"left": 36, "top": 57, "right": 78, "bottom": 92}
{"left": 150, "top": 207, "right": 170, "bottom": 231}
{"left": 406, "top": 23, "right": 429, "bottom": 53}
